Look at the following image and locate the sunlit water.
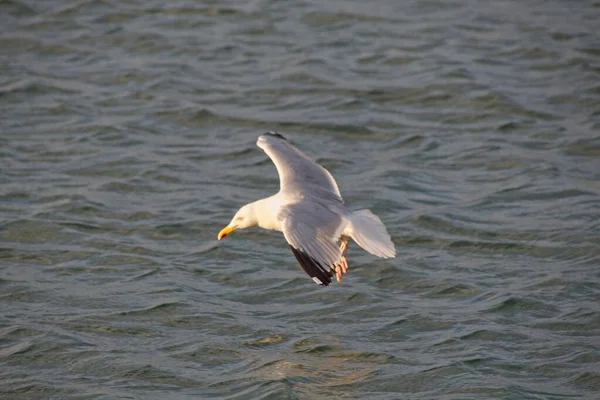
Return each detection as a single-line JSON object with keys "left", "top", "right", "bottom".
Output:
{"left": 2, "top": 1, "right": 600, "bottom": 399}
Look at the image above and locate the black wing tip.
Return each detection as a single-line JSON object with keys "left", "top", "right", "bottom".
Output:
{"left": 289, "top": 246, "right": 333, "bottom": 286}
{"left": 262, "top": 131, "right": 289, "bottom": 142}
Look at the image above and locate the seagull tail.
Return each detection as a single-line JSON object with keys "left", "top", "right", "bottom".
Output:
{"left": 348, "top": 209, "right": 396, "bottom": 259}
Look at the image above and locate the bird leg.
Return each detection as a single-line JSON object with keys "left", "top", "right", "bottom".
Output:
{"left": 334, "top": 238, "right": 350, "bottom": 282}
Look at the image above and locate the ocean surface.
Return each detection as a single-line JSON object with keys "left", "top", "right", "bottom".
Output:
{"left": 1, "top": 1, "right": 600, "bottom": 399}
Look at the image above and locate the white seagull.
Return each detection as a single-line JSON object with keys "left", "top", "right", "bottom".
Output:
{"left": 218, "top": 132, "right": 395, "bottom": 286}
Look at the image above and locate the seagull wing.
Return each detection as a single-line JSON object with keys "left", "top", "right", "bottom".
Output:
{"left": 257, "top": 132, "right": 343, "bottom": 203}
{"left": 279, "top": 201, "right": 345, "bottom": 286}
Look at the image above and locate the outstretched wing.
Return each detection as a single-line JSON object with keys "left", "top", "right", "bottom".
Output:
{"left": 256, "top": 132, "right": 343, "bottom": 203}
{"left": 279, "top": 201, "right": 345, "bottom": 286}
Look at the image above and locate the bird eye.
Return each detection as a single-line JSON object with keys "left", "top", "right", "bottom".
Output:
{"left": 235, "top": 217, "right": 243, "bottom": 221}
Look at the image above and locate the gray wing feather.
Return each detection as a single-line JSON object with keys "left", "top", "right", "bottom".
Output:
{"left": 280, "top": 202, "right": 344, "bottom": 268}
{"left": 257, "top": 134, "right": 343, "bottom": 203}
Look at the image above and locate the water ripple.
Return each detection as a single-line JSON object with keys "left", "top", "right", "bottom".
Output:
{"left": 1, "top": 0, "right": 599, "bottom": 398}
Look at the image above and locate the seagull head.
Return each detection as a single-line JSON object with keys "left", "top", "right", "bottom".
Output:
{"left": 218, "top": 203, "right": 258, "bottom": 240}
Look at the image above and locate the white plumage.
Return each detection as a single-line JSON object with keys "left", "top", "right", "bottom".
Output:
{"left": 218, "top": 132, "right": 395, "bottom": 286}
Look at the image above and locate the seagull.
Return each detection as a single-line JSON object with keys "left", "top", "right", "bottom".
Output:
{"left": 217, "top": 132, "right": 395, "bottom": 286}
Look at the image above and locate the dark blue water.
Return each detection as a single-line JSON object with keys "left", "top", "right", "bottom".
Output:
{"left": 1, "top": 1, "right": 599, "bottom": 399}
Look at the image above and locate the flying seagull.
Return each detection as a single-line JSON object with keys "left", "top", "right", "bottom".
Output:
{"left": 218, "top": 132, "right": 395, "bottom": 286}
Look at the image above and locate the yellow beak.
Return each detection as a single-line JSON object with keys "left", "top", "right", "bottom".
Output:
{"left": 218, "top": 224, "right": 238, "bottom": 240}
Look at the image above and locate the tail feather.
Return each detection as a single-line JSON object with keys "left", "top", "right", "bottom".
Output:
{"left": 348, "top": 209, "right": 396, "bottom": 258}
